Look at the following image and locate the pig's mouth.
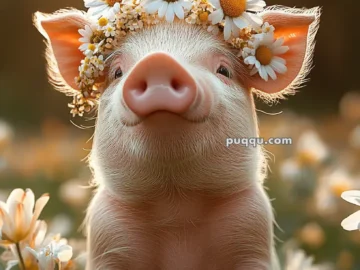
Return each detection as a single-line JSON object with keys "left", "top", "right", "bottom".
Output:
{"left": 120, "top": 110, "right": 211, "bottom": 127}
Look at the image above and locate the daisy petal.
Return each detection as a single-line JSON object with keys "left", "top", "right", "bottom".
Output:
{"left": 90, "top": 5, "right": 110, "bottom": 16}
{"left": 165, "top": 3, "right": 175, "bottom": 22}
{"left": 84, "top": 0, "right": 104, "bottom": 8}
{"left": 230, "top": 20, "right": 239, "bottom": 38}
{"left": 158, "top": 1, "right": 168, "bottom": 18}
{"left": 244, "top": 56, "right": 256, "bottom": 65}
{"left": 180, "top": 0, "right": 192, "bottom": 10}
{"left": 224, "top": 17, "right": 232, "bottom": 40}
{"left": 173, "top": 2, "right": 185, "bottom": 19}
{"left": 265, "top": 66, "right": 277, "bottom": 80}
{"left": 270, "top": 59, "right": 287, "bottom": 73}
{"left": 208, "top": 9, "right": 224, "bottom": 25}
{"left": 272, "top": 56, "right": 286, "bottom": 65}
{"left": 144, "top": 0, "right": 162, "bottom": 14}
{"left": 258, "top": 66, "right": 268, "bottom": 81}
{"left": 242, "top": 12, "right": 263, "bottom": 27}
{"left": 208, "top": 0, "right": 221, "bottom": 9}
{"left": 233, "top": 17, "right": 248, "bottom": 29}
{"left": 341, "top": 210, "right": 360, "bottom": 231}
{"left": 341, "top": 190, "right": 360, "bottom": 206}
{"left": 247, "top": 1, "right": 266, "bottom": 12}
{"left": 273, "top": 46, "right": 290, "bottom": 55}
{"left": 273, "top": 37, "right": 285, "bottom": 47}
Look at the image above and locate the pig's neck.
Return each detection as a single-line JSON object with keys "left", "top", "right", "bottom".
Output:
{"left": 94, "top": 145, "right": 266, "bottom": 202}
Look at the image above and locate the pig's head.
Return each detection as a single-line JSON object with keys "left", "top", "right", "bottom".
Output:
{"left": 34, "top": 4, "right": 320, "bottom": 199}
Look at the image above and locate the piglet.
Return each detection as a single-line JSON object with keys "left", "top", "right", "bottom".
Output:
{"left": 34, "top": 5, "right": 320, "bottom": 269}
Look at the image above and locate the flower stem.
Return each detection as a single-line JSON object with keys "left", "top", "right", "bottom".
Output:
{"left": 15, "top": 242, "right": 26, "bottom": 270}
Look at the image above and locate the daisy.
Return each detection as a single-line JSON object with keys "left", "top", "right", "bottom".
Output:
{"left": 143, "top": 0, "right": 193, "bottom": 22}
{"left": 341, "top": 190, "right": 360, "bottom": 231}
{"left": 244, "top": 32, "right": 289, "bottom": 81}
{"left": 78, "top": 24, "right": 97, "bottom": 52}
{"left": 84, "top": 0, "right": 121, "bottom": 18}
{"left": 208, "top": 0, "right": 266, "bottom": 40}
{"left": 104, "top": 24, "right": 116, "bottom": 37}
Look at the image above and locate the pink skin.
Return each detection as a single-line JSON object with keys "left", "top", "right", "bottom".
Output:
{"left": 34, "top": 7, "right": 320, "bottom": 270}
{"left": 123, "top": 52, "right": 198, "bottom": 117}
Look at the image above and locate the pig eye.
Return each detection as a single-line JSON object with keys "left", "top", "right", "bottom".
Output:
{"left": 216, "top": 65, "right": 231, "bottom": 78}
{"left": 114, "top": 68, "right": 123, "bottom": 79}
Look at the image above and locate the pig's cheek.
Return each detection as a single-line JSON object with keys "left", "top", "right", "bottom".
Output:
{"left": 108, "top": 82, "right": 142, "bottom": 126}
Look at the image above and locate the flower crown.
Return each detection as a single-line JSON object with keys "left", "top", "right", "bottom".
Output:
{"left": 71, "top": 0, "right": 290, "bottom": 117}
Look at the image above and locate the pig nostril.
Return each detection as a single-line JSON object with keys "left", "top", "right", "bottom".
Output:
{"left": 171, "top": 78, "right": 184, "bottom": 92}
{"left": 135, "top": 81, "right": 147, "bottom": 94}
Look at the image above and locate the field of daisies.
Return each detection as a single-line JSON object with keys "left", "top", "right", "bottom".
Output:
{"left": 0, "top": 90, "right": 359, "bottom": 270}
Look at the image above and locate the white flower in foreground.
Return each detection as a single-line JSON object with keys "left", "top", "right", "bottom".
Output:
{"left": 0, "top": 188, "right": 49, "bottom": 244}
{"left": 3, "top": 220, "right": 48, "bottom": 269}
{"left": 284, "top": 248, "right": 333, "bottom": 270}
{"left": 27, "top": 239, "right": 73, "bottom": 270}
{"left": 143, "top": 0, "right": 193, "bottom": 22}
{"left": 341, "top": 190, "right": 360, "bottom": 231}
{"left": 208, "top": 0, "right": 266, "bottom": 40}
{"left": 315, "top": 169, "right": 358, "bottom": 216}
{"left": 285, "top": 249, "right": 315, "bottom": 270}
{"left": 244, "top": 32, "right": 289, "bottom": 81}
{"left": 84, "top": 0, "right": 121, "bottom": 18}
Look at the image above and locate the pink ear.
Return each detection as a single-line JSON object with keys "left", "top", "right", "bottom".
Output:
{"left": 34, "top": 10, "right": 89, "bottom": 91}
{"left": 245, "top": 7, "right": 321, "bottom": 94}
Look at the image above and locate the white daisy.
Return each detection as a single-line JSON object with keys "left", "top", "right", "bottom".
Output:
{"left": 78, "top": 24, "right": 97, "bottom": 52}
{"left": 261, "top": 21, "right": 274, "bottom": 34}
{"left": 244, "top": 32, "right": 289, "bottom": 81}
{"left": 143, "top": 0, "right": 193, "bottom": 22}
{"left": 104, "top": 24, "right": 116, "bottom": 37}
{"left": 208, "top": 0, "right": 266, "bottom": 40}
{"left": 341, "top": 190, "right": 360, "bottom": 231}
{"left": 84, "top": 0, "right": 121, "bottom": 18}
{"left": 90, "top": 55, "right": 105, "bottom": 71}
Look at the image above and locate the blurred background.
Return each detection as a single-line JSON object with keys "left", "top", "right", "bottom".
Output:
{"left": 0, "top": 0, "right": 360, "bottom": 269}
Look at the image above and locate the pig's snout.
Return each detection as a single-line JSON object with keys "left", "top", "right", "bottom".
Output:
{"left": 123, "top": 52, "right": 197, "bottom": 117}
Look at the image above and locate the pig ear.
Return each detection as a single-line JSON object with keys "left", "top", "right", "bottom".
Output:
{"left": 244, "top": 7, "right": 321, "bottom": 96}
{"left": 33, "top": 10, "right": 90, "bottom": 94}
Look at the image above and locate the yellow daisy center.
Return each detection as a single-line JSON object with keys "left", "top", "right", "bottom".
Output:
{"left": 105, "top": 0, "right": 119, "bottom": 6}
{"left": 199, "top": 12, "right": 209, "bottom": 22}
{"left": 255, "top": 45, "right": 273, "bottom": 65}
{"left": 98, "top": 17, "right": 109, "bottom": 27}
{"left": 219, "top": 0, "right": 247, "bottom": 18}
{"left": 88, "top": 44, "right": 96, "bottom": 51}
{"left": 165, "top": 0, "right": 178, "bottom": 2}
